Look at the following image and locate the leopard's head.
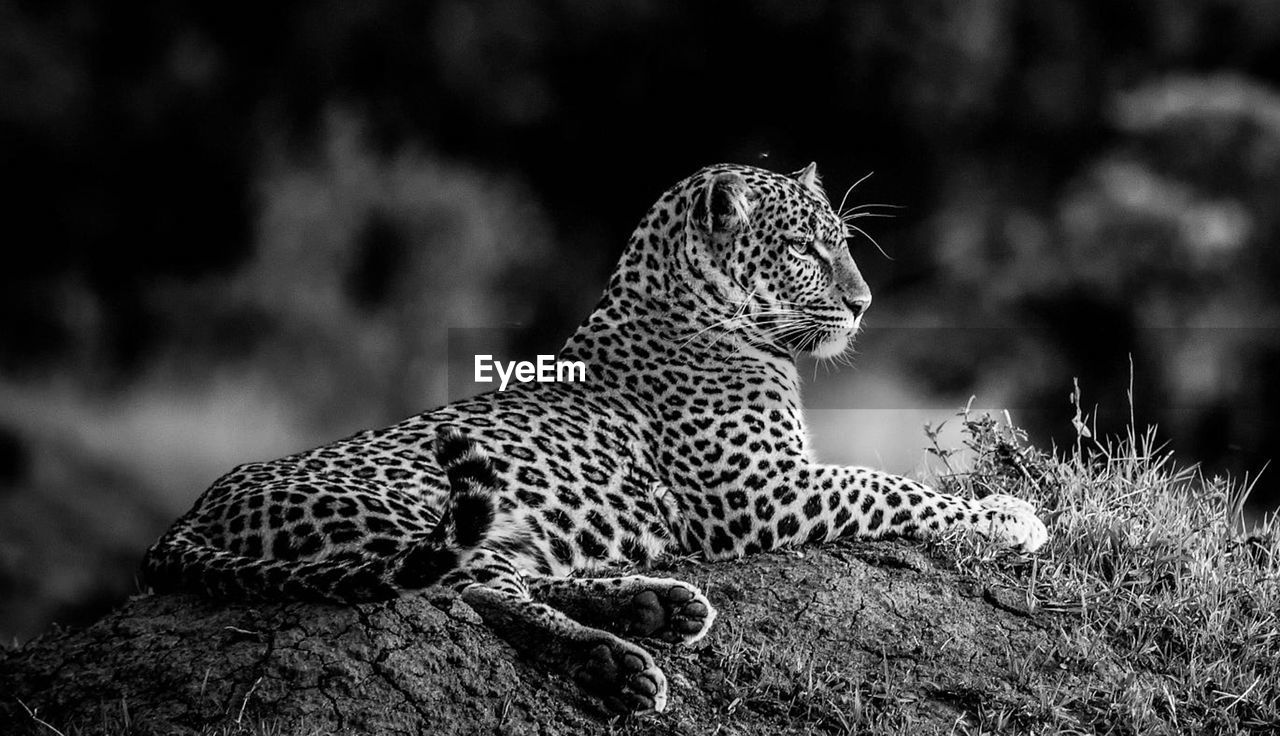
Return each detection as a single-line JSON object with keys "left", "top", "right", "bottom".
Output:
{"left": 684, "top": 163, "right": 874, "bottom": 359}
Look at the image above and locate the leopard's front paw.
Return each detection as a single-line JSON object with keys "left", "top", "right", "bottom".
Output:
{"left": 572, "top": 636, "right": 669, "bottom": 714}
{"left": 977, "top": 494, "right": 1049, "bottom": 552}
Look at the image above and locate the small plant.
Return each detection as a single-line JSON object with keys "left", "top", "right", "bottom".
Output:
{"left": 925, "top": 399, "right": 1061, "bottom": 504}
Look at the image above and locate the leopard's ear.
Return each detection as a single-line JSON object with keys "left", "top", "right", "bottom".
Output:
{"left": 691, "top": 172, "right": 756, "bottom": 239}
{"left": 792, "top": 162, "right": 822, "bottom": 196}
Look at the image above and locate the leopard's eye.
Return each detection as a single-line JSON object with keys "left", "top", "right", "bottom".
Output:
{"left": 785, "top": 234, "right": 816, "bottom": 259}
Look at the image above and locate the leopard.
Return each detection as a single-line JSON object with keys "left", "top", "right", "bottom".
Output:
{"left": 142, "top": 161, "right": 1049, "bottom": 714}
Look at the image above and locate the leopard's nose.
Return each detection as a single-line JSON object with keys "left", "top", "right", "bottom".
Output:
{"left": 843, "top": 294, "right": 871, "bottom": 318}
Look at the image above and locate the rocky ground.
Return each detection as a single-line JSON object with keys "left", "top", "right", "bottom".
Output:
{"left": 0, "top": 538, "right": 1086, "bottom": 736}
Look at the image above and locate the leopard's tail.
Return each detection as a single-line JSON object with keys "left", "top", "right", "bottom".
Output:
{"left": 428, "top": 427, "right": 499, "bottom": 549}
{"left": 139, "top": 427, "right": 499, "bottom": 603}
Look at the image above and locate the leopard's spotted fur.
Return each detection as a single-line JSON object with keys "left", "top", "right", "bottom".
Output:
{"left": 143, "top": 162, "right": 1048, "bottom": 713}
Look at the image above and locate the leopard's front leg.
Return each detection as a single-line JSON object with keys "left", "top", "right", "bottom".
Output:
{"left": 696, "top": 465, "right": 1048, "bottom": 560}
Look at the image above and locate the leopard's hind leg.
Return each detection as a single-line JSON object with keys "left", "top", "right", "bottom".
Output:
{"left": 527, "top": 574, "right": 716, "bottom": 644}
{"left": 141, "top": 427, "right": 495, "bottom": 603}
{"left": 442, "top": 552, "right": 670, "bottom": 713}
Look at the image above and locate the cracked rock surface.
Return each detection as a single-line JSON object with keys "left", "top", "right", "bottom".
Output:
{"left": 1, "top": 540, "right": 1076, "bottom": 735}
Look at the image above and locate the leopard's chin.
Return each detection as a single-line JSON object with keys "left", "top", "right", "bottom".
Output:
{"left": 809, "top": 331, "right": 853, "bottom": 359}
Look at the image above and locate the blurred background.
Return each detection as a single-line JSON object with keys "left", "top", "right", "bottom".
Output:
{"left": 3, "top": 0, "right": 1280, "bottom": 644}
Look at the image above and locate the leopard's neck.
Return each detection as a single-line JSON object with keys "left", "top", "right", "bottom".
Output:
{"left": 561, "top": 179, "right": 785, "bottom": 373}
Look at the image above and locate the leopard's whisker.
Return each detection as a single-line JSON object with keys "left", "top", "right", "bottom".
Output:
{"left": 835, "top": 171, "right": 876, "bottom": 218}
{"left": 847, "top": 223, "right": 892, "bottom": 261}
{"left": 841, "top": 202, "right": 903, "bottom": 216}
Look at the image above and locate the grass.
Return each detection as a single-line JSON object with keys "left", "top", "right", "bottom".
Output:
{"left": 712, "top": 625, "right": 913, "bottom": 735}
{"left": 920, "top": 388, "right": 1280, "bottom": 735}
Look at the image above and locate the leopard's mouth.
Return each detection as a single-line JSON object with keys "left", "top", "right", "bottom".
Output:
{"left": 745, "top": 303, "right": 860, "bottom": 359}
{"left": 811, "top": 302, "right": 871, "bottom": 358}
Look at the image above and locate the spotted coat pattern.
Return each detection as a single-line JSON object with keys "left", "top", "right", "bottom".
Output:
{"left": 142, "top": 162, "right": 1048, "bottom": 714}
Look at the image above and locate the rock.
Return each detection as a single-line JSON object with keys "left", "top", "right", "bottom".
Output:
{"left": 0, "top": 540, "right": 1065, "bottom": 735}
